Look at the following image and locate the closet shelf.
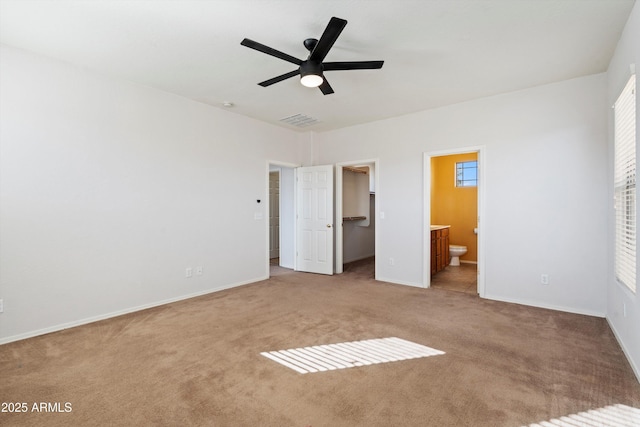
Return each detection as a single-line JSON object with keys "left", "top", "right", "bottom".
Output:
{"left": 343, "top": 216, "right": 367, "bottom": 221}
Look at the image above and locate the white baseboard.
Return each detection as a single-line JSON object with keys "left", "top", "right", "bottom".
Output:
{"left": 482, "top": 293, "right": 606, "bottom": 318}
{"left": 0, "top": 276, "right": 268, "bottom": 345}
{"left": 606, "top": 317, "right": 640, "bottom": 384}
{"left": 343, "top": 253, "right": 376, "bottom": 264}
{"left": 375, "top": 276, "right": 424, "bottom": 288}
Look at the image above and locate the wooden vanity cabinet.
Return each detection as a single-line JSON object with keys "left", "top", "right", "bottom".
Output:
{"left": 431, "top": 228, "right": 450, "bottom": 275}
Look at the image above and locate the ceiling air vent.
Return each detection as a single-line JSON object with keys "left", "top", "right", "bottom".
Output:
{"left": 279, "top": 114, "right": 319, "bottom": 128}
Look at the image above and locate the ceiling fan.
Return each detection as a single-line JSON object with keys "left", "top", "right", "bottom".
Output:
{"left": 240, "top": 17, "right": 384, "bottom": 95}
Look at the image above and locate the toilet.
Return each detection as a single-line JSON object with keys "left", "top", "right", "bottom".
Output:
{"left": 449, "top": 245, "right": 467, "bottom": 266}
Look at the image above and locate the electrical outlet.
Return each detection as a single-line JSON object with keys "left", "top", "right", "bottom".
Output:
{"left": 541, "top": 274, "right": 549, "bottom": 285}
{"left": 186, "top": 268, "right": 193, "bottom": 278}
{"left": 0, "top": 299, "right": 3, "bottom": 313}
{"left": 389, "top": 257, "right": 395, "bottom": 266}
{"left": 196, "top": 266, "right": 203, "bottom": 276}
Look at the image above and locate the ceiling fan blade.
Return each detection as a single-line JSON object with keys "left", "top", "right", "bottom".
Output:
{"left": 318, "top": 78, "right": 334, "bottom": 95}
{"left": 323, "top": 60, "right": 384, "bottom": 71}
{"left": 241, "top": 38, "right": 302, "bottom": 66}
{"left": 258, "top": 69, "right": 300, "bottom": 87}
{"left": 309, "top": 17, "right": 347, "bottom": 62}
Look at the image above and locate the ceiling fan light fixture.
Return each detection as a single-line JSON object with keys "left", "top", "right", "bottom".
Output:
{"left": 300, "top": 61, "right": 324, "bottom": 88}
{"left": 300, "top": 73, "right": 323, "bottom": 88}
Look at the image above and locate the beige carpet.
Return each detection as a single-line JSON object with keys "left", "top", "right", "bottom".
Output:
{"left": 1, "top": 258, "right": 639, "bottom": 426}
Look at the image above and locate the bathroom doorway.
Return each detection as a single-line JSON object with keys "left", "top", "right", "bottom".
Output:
{"left": 423, "top": 147, "right": 485, "bottom": 296}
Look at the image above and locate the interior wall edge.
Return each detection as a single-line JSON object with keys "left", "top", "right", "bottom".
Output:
{"left": 604, "top": 0, "right": 640, "bottom": 384}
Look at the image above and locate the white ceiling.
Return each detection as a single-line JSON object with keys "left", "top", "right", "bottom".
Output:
{"left": 0, "top": 0, "right": 635, "bottom": 132}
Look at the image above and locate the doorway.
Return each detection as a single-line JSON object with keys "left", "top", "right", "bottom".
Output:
{"left": 335, "top": 160, "right": 379, "bottom": 277}
{"left": 423, "top": 148, "right": 485, "bottom": 296}
{"left": 267, "top": 162, "right": 296, "bottom": 277}
{"left": 268, "top": 160, "right": 379, "bottom": 278}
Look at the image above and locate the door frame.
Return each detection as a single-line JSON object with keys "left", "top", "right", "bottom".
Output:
{"left": 268, "top": 169, "right": 280, "bottom": 260}
{"left": 423, "top": 147, "right": 485, "bottom": 296}
{"left": 335, "top": 159, "right": 379, "bottom": 276}
{"left": 266, "top": 160, "right": 299, "bottom": 277}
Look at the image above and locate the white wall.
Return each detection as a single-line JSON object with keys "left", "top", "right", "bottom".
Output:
{"left": 313, "top": 73, "right": 609, "bottom": 316}
{"left": 606, "top": 1, "right": 640, "bottom": 380}
{"left": 0, "top": 46, "right": 305, "bottom": 343}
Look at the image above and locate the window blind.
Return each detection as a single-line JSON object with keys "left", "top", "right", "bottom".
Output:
{"left": 614, "top": 75, "right": 636, "bottom": 293}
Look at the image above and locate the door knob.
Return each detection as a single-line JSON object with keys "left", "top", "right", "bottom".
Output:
{"left": 327, "top": 224, "right": 332, "bottom": 228}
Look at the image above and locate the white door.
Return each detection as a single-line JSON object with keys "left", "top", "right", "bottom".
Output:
{"left": 296, "top": 165, "right": 334, "bottom": 275}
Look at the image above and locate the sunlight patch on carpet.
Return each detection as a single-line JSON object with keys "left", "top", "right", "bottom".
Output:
{"left": 260, "top": 337, "right": 445, "bottom": 374}
{"left": 522, "top": 404, "right": 640, "bottom": 427}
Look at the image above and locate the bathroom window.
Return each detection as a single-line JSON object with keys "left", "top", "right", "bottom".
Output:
{"left": 455, "top": 161, "right": 477, "bottom": 187}
{"left": 614, "top": 74, "right": 636, "bottom": 293}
